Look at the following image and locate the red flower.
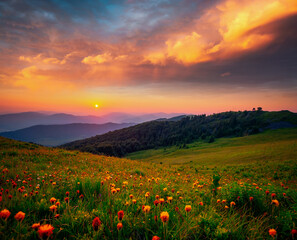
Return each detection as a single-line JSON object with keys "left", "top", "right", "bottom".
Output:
{"left": 0, "top": 209, "right": 11, "bottom": 220}
{"left": 92, "top": 217, "right": 102, "bottom": 231}
{"left": 152, "top": 236, "right": 160, "bottom": 240}
{"left": 265, "top": 190, "right": 269, "bottom": 195}
{"left": 271, "top": 193, "right": 276, "bottom": 198}
{"left": 118, "top": 210, "right": 124, "bottom": 221}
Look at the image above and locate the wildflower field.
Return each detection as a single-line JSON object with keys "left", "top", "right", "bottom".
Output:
{"left": 0, "top": 128, "right": 297, "bottom": 239}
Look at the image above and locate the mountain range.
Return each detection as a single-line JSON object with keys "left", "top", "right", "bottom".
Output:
{"left": 0, "top": 111, "right": 182, "bottom": 132}
{"left": 0, "top": 122, "right": 135, "bottom": 146}
{"left": 61, "top": 110, "right": 297, "bottom": 157}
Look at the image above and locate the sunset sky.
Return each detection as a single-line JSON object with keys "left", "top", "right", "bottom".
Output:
{"left": 0, "top": 0, "right": 297, "bottom": 115}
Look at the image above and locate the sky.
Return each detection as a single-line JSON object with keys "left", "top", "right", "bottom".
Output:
{"left": 0, "top": 0, "right": 297, "bottom": 115}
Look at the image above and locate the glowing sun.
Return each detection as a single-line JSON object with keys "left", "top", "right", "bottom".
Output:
{"left": 95, "top": 104, "right": 99, "bottom": 108}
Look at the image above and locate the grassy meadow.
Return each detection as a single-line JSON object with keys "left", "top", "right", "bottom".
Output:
{"left": 0, "top": 128, "right": 297, "bottom": 239}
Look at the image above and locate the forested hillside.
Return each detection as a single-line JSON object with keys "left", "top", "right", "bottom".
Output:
{"left": 61, "top": 110, "right": 297, "bottom": 157}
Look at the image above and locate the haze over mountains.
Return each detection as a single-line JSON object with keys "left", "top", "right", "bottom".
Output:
{"left": 0, "top": 123, "right": 135, "bottom": 146}
{"left": 0, "top": 111, "right": 183, "bottom": 132}
{"left": 0, "top": 111, "right": 183, "bottom": 146}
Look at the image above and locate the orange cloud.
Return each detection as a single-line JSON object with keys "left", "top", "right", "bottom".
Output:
{"left": 82, "top": 53, "right": 113, "bottom": 64}
{"left": 19, "top": 53, "right": 75, "bottom": 65}
{"left": 143, "top": 0, "right": 297, "bottom": 65}
{"left": 82, "top": 53, "right": 128, "bottom": 65}
{"left": 166, "top": 32, "right": 212, "bottom": 65}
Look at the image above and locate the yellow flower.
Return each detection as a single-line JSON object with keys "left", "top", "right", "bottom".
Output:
{"left": 143, "top": 205, "right": 151, "bottom": 213}
{"left": 185, "top": 205, "right": 192, "bottom": 212}
{"left": 160, "top": 211, "right": 169, "bottom": 223}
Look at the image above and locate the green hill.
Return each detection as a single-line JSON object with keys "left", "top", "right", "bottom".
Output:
{"left": 127, "top": 127, "right": 297, "bottom": 166}
{"left": 61, "top": 110, "right": 296, "bottom": 157}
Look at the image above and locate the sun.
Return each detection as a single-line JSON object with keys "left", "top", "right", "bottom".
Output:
{"left": 95, "top": 104, "right": 99, "bottom": 108}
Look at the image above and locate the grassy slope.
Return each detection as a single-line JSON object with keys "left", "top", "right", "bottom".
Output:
{"left": 0, "top": 135, "right": 297, "bottom": 239}
{"left": 127, "top": 128, "right": 297, "bottom": 166}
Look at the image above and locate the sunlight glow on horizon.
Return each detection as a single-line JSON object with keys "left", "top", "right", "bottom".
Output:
{"left": 0, "top": 0, "right": 296, "bottom": 115}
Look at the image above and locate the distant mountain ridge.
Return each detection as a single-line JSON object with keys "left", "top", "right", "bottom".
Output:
{"left": 0, "top": 111, "right": 183, "bottom": 131}
{"left": 61, "top": 110, "right": 297, "bottom": 157}
{"left": 0, "top": 122, "right": 135, "bottom": 146}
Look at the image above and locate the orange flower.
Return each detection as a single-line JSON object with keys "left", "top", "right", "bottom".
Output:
{"left": 160, "top": 211, "right": 169, "bottom": 223}
{"left": 132, "top": 199, "right": 137, "bottom": 204}
{"left": 50, "top": 197, "right": 56, "bottom": 204}
{"left": 167, "top": 196, "right": 173, "bottom": 203}
{"left": 230, "top": 201, "right": 236, "bottom": 207}
{"left": 64, "top": 197, "right": 69, "bottom": 203}
{"left": 92, "top": 217, "right": 101, "bottom": 231}
{"left": 249, "top": 197, "right": 254, "bottom": 202}
{"left": 0, "top": 209, "right": 11, "bottom": 220}
{"left": 271, "top": 200, "right": 279, "bottom": 207}
{"left": 117, "top": 222, "right": 123, "bottom": 231}
{"left": 14, "top": 211, "right": 25, "bottom": 221}
{"left": 38, "top": 224, "right": 54, "bottom": 240}
{"left": 32, "top": 223, "right": 40, "bottom": 230}
{"left": 49, "top": 205, "right": 57, "bottom": 212}
{"left": 185, "top": 205, "right": 192, "bottom": 212}
{"left": 143, "top": 205, "right": 151, "bottom": 213}
{"left": 269, "top": 229, "right": 277, "bottom": 237}
{"left": 199, "top": 202, "right": 203, "bottom": 206}
{"left": 152, "top": 236, "right": 160, "bottom": 240}
{"left": 111, "top": 188, "right": 117, "bottom": 194}
{"left": 118, "top": 210, "right": 124, "bottom": 221}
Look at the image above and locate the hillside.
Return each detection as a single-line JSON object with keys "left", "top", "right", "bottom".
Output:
{"left": 61, "top": 110, "right": 297, "bottom": 157}
{"left": 127, "top": 127, "right": 297, "bottom": 166}
{"left": 0, "top": 122, "right": 135, "bottom": 146}
{"left": 0, "top": 135, "right": 296, "bottom": 239}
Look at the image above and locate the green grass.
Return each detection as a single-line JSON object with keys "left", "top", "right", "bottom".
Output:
{"left": 127, "top": 128, "right": 297, "bottom": 166}
{"left": 0, "top": 131, "right": 296, "bottom": 239}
